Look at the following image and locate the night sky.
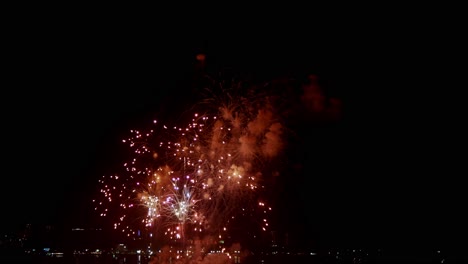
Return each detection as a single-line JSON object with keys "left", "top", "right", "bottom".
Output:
{"left": 2, "top": 11, "right": 465, "bottom": 253}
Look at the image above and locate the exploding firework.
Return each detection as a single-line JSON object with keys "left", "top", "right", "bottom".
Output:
{"left": 93, "top": 78, "right": 290, "bottom": 246}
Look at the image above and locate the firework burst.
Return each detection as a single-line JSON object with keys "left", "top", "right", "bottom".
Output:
{"left": 93, "top": 80, "right": 288, "bottom": 246}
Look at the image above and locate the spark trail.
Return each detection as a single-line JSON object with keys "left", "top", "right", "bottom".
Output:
{"left": 93, "top": 81, "right": 288, "bottom": 245}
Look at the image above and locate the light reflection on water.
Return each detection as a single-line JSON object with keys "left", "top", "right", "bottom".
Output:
{"left": 5, "top": 254, "right": 151, "bottom": 264}
{"left": 3, "top": 254, "right": 321, "bottom": 264}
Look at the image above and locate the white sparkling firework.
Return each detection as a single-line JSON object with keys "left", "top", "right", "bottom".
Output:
{"left": 93, "top": 82, "right": 286, "bottom": 243}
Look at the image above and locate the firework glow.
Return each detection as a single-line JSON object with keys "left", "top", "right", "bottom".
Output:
{"left": 93, "top": 80, "right": 291, "bottom": 247}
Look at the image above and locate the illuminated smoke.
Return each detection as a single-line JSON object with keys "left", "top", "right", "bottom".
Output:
{"left": 92, "top": 72, "right": 341, "bottom": 247}
{"left": 93, "top": 79, "right": 284, "bottom": 244}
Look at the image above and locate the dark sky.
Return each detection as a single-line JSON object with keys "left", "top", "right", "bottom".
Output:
{"left": 1, "top": 21, "right": 345, "bottom": 245}
{"left": 2, "top": 11, "right": 465, "bottom": 252}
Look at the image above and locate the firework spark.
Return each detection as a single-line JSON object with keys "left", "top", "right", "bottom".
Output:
{"left": 93, "top": 81, "right": 287, "bottom": 245}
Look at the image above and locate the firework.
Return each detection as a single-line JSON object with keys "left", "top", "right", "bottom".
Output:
{"left": 93, "top": 80, "right": 287, "bottom": 246}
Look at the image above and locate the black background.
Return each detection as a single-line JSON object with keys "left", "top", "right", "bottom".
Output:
{"left": 1, "top": 6, "right": 464, "bottom": 252}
